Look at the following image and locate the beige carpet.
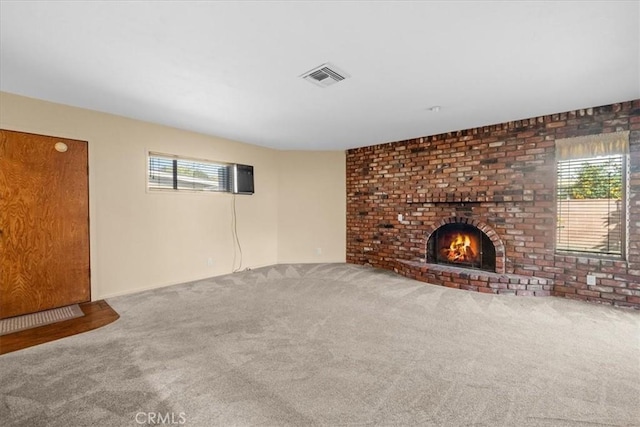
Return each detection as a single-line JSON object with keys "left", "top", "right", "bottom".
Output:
{"left": 0, "top": 304, "right": 83, "bottom": 336}
{"left": 0, "top": 263, "right": 638, "bottom": 426}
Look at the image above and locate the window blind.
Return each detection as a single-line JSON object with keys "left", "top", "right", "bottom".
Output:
{"left": 556, "top": 155, "right": 624, "bottom": 255}
{"left": 148, "top": 155, "right": 176, "bottom": 190}
{"left": 148, "top": 153, "right": 230, "bottom": 192}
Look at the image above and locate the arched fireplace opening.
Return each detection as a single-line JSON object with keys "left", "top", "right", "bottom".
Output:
{"left": 427, "top": 223, "right": 496, "bottom": 272}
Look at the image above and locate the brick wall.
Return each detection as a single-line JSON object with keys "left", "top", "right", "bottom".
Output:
{"left": 346, "top": 100, "right": 640, "bottom": 309}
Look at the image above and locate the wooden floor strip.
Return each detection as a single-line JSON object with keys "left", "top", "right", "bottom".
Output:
{"left": 0, "top": 300, "right": 119, "bottom": 355}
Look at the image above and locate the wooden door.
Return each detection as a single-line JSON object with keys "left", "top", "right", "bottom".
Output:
{"left": 0, "top": 130, "right": 90, "bottom": 319}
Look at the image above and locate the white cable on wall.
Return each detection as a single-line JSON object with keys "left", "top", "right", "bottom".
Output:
{"left": 231, "top": 194, "right": 243, "bottom": 273}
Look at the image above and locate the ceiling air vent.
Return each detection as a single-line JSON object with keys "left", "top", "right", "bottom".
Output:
{"left": 300, "top": 63, "right": 350, "bottom": 88}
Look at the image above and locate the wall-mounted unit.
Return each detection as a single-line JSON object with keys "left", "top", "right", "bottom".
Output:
{"left": 230, "top": 164, "right": 254, "bottom": 195}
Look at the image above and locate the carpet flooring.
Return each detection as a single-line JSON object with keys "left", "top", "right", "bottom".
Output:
{"left": 1, "top": 263, "right": 638, "bottom": 426}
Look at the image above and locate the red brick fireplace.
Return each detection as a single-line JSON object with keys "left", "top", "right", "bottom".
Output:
{"left": 346, "top": 100, "right": 640, "bottom": 309}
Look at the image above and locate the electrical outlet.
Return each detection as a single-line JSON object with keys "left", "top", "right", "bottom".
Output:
{"left": 207, "top": 257, "right": 213, "bottom": 267}
{"left": 586, "top": 274, "right": 596, "bottom": 286}
{"left": 398, "top": 214, "right": 403, "bottom": 221}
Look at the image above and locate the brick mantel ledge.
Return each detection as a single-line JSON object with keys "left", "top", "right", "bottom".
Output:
{"left": 394, "top": 259, "right": 554, "bottom": 296}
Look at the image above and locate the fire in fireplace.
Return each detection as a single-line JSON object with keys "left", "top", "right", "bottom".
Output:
{"left": 443, "top": 232, "right": 477, "bottom": 263}
{"left": 427, "top": 223, "right": 496, "bottom": 272}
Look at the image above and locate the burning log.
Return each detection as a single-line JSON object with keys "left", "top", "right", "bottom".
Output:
{"left": 441, "top": 233, "right": 476, "bottom": 263}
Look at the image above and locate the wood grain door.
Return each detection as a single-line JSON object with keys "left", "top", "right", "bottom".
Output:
{"left": 0, "top": 129, "right": 90, "bottom": 319}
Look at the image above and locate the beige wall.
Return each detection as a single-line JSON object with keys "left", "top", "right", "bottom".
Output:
{"left": 0, "top": 92, "right": 345, "bottom": 300}
{"left": 277, "top": 151, "right": 346, "bottom": 263}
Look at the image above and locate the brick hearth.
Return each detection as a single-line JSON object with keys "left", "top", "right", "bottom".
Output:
{"left": 347, "top": 100, "right": 640, "bottom": 309}
{"left": 393, "top": 259, "right": 552, "bottom": 297}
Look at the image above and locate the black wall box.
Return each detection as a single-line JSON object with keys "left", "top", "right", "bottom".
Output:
{"left": 231, "top": 164, "right": 254, "bottom": 195}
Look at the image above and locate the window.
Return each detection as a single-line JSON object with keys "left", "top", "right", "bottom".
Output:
{"left": 556, "top": 132, "right": 629, "bottom": 256}
{"left": 148, "top": 153, "right": 230, "bottom": 192}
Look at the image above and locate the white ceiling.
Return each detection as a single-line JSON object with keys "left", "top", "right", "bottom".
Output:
{"left": 1, "top": 1, "right": 639, "bottom": 151}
